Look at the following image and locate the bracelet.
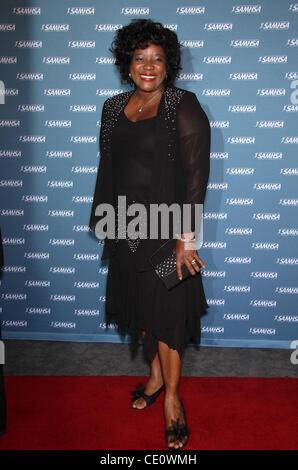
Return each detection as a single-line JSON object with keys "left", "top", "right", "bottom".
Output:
{"left": 176, "top": 235, "right": 196, "bottom": 242}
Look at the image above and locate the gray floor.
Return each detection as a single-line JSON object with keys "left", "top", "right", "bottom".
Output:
{"left": 2, "top": 339, "right": 298, "bottom": 377}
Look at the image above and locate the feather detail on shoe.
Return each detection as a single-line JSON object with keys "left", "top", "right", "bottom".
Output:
{"left": 164, "top": 398, "right": 190, "bottom": 450}
{"left": 130, "top": 382, "right": 165, "bottom": 410}
{"left": 130, "top": 382, "right": 145, "bottom": 401}
{"left": 165, "top": 418, "right": 190, "bottom": 442}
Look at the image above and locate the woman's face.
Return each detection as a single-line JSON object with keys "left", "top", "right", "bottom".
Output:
{"left": 129, "top": 42, "right": 167, "bottom": 92}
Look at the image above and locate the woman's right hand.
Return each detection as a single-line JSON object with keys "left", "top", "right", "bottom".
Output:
{"left": 173, "top": 239, "right": 205, "bottom": 280}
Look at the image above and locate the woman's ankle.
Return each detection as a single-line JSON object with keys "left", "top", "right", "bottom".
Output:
{"left": 164, "top": 388, "right": 180, "bottom": 399}
{"left": 148, "top": 373, "right": 164, "bottom": 385}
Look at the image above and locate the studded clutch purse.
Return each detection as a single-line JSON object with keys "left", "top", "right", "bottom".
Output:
{"left": 149, "top": 239, "right": 193, "bottom": 290}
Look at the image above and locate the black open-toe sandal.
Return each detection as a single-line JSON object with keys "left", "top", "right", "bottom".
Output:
{"left": 130, "top": 382, "right": 165, "bottom": 410}
{"left": 164, "top": 397, "right": 190, "bottom": 450}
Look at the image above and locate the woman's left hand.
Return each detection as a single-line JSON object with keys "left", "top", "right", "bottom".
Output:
{"left": 173, "top": 238, "right": 206, "bottom": 280}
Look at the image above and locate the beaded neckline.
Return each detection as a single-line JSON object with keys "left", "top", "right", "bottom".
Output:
{"left": 122, "top": 108, "right": 158, "bottom": 124}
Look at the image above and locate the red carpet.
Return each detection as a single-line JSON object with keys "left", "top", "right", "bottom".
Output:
{"left": 0, "top": 376, "right": 297, "bottom": 450}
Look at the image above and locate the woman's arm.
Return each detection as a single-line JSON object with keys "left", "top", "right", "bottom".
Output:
{"left": 177, "top": 91, "right": 210, "bottom": 235}
{"left": 89, "top": 99, "right": 109, "bottom": 235}
{"left": 174, "top": 92, "right": 211, "bottom": 278}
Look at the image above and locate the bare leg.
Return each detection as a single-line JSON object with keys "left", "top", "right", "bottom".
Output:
{"left": 158, "top": 340, "right": 187, "bottom": 449}
{"left": 131, "top": 329, "right": 164, "bottom": 409}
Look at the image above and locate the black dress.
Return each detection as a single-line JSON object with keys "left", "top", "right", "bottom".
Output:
{"left": 105, "top": 108, "right": 209, "bottom": 363}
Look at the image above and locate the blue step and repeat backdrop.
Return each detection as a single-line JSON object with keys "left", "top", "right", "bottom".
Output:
{"left": 0, "top": 0, "right": 297, "bottom": 349}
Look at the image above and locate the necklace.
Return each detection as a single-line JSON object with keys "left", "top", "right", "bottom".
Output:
{"left": 134, "top": 89, "right": 163, "bottom": 113}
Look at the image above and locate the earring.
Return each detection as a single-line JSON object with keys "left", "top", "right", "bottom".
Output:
{"left": 129, "top": 73, "right": 131, "bottom": 77}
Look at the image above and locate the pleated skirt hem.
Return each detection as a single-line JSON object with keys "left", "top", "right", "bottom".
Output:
{"left": 105, "top": 239, "right": 209, "bottom": 363}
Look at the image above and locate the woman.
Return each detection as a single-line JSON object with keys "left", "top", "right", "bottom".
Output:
{"left": 89, "top": 19, "right": 210, "bottom": 450}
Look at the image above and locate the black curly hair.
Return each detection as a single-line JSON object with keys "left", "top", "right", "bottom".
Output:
{"left": 109, "top": 19, "right": 182, "bottom": 87}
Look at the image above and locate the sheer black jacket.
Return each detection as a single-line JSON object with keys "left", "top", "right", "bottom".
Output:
{"left": 89, "top": 84, "right": 211, "bottom": 272}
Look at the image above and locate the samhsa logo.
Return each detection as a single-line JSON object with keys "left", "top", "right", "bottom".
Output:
{"left": 257, "top": 88, "right": 286, "bottom": 96}
{"left": 96, "top": 89, "right": 123, "bottom": 97}
{"left": 260, "top": 21, "right": 290, "bottom": 30}
{"left": 258, "top": 55, "right": 287, "bottom": 64}
{"left": 232, "top": 5, "right": 262, "bottom": 14}
{"left": 0, "top": 24, "right": 16, "bottom": 32}
{"left": 68, "top": 73, "right": 96, "bottom": 81}
{"left": 0, "top": 56, "right": 17, "bottom": 64}
{"left": 227, "top": 136, "right": 255, "bottom": 144}
{"left": 178, "top": 73, "right": 203, "bottom": 81}
{"left": 44, "top": 89, "right": 71, "bottom": 96}
{"left": 16, "top": 73, "right": 43, "bottom": 80}
{"left": 203, "top": 56, "right": 232, "bottom": 64}
{"left": 68, "top": 41, "right": 95, "bottom": 48}
{"left": 204, "top": 23, "right": 233, "bottom": 30}
{"left": 41, "top": 24, "right": 70, "bottom": 32}
{"left": 67, "top": 7, "right": 95, "bottom": 15}
{"left": 230, "top": 40, "right": 259, "bottom": 47}
{"left": 228, "top": 105, "right": 256, "bottom": 112}
{"left": 19, "top": 135, "right": 46, "bottom": 143}
{"left": 43, "top": 57, "right": 70, "bottom": 64}
{"left": 254, "top": 152, "right": 282, "bottom": 159}
{"left": 12, "top": 7, "right": 41, "bottom": 15}
{"left": 286, "top": 39, "right": 298, "bottom": 47}
{"left": 95, "top": 24, "right": 122, "bottom": 32}
{"left": 95, "top": 57, "right": 116, "bottom": 64}
{"left": 229, "top": 73, "right": 258, "bottom": 80}
{"left": 15, "top": 40, "right": 42, "bottom": 48}
{"left": 202, "top": 89, "right": 231, "bottom": 96}
{"left": 176, "top": 6, "right": 205, "bottom": 14}
{"left": 180, "top": 40, "right": 204, "bottom": 48}
{"left": 163, "top": 24, "right": 178, "bottom": 31}
{"left": 255, "top": 120, "right": 284, "bottom": 128}
{"left": 18, "top": 104, "right": 45, "bottom": 112}
{"left": 0, "top": 120, "right": 20, "bottom": 127}
{"left": 0, "top": 180, "right": 22, "bottom": 187}
{"left": 44, "top": 120, "right": 71, "bottom": 127}
{"left": 121, "top": 7, "right": 149, "bottom": 15}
